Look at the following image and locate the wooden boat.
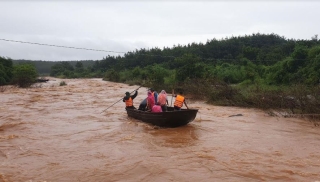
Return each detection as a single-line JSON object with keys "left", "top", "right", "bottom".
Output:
{"left": 125, "top": 107, "right": 198, "bottom": 127}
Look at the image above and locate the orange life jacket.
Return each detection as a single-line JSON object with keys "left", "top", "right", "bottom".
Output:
{"left": 174, "top": 95, "right": 184, "bottom": 108}
{"left": 125, "top": 97, "right": 133, "bottom": 107}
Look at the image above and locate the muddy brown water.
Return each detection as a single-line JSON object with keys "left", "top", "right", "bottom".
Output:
{"left": 1, "top": 78, "right": 320, "bottom": 182}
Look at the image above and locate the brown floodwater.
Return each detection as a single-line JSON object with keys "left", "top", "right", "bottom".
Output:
{"left": 1, "top": 78, "right": 319, "bottom": 182}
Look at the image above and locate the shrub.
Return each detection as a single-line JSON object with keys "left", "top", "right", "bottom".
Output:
{"left": 60, "top": 81, "right": 67, "bottom": 86}
{"left": 12, "top": 63, "right": 38, "bottom": 88}
{"left": 103, "top": 69, "right": 120, "bottom": 82}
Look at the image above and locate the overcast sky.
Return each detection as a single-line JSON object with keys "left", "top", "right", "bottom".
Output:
{"left": 0, "top": 0, "right": 319, "bottom": 61}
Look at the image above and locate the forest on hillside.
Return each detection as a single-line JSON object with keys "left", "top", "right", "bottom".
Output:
{"left": 2, "top": 33, "right": 320, "bottom": 115}
{"left": 12, "top": 33, "right": 320, "bottom": 85}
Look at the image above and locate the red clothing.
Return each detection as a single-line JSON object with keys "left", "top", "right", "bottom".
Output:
{"left": 147, "top": 91, "right": 155, "bottom": 110}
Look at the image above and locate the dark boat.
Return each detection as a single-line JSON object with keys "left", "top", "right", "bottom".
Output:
{"left": 125, "top": 107, "right": 198, "bottom": 127}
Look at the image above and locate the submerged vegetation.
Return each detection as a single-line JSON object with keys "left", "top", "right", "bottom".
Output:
{"left": 0, "top": 57, "right": 38, "bottom": 88}
{"left": 2, "top": 33, "right": 320, "bottom": 116}
{"left": 59, "top": 81, "right": 67, "bottom": 86}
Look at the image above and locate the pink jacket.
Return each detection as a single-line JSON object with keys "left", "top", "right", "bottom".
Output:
{"left": 158, "top": 90, "right": 167, "bottom": 106}
{"left": 152, "top": 105, "right": 162, "bottom": 112}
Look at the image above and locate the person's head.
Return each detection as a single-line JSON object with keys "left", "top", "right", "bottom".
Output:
{"left": 125, "top": 92, "right": 130, "bottom": 96}
{"left": 160, "top": 90, "right": 166, "bottom": 94}
{"left": 176, "top": 88, "right": 183, "bottom": 95}
{"left": 149, "top": 88, "right": 154, "bottom": 92}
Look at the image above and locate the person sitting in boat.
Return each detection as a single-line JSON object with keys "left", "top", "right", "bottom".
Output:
{"left": 157, "top": 90, "right": 169, "bottom": 111}
{"left": 146, "top": 90, "right": 155, "bottom": 111}
{"left": 173, "top": 91, "right": 189, "bottom": 110}
{"left": 138, "top": 98, "right": 147, "bottom": 111}
{"left": 151, "top": 103, "right": 162, "bottom": 113}
{"left": 123, "top": 90, "right": 138, "bottom": 109}
{"left": 148, "top": 88, "right": 158, "bottom": 103}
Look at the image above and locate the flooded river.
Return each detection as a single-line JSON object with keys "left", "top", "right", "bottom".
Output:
{"left": 1, "top": 78, "right": 319, "bottom": 182}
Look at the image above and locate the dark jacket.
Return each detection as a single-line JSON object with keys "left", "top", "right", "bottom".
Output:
{"left": 123, "top": 90, "right": 138, "bottom": 102}
{"left": 138, "top": 98, "right": 147, "bottom": 111}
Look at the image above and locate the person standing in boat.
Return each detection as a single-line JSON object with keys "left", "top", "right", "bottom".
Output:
{"left": 157, "top": 90, "right": 169, "bottom": 111}
{"left": 123, "top": 89, "right": 138, "bottom": 109}
{"left": 174, "top": 91, "right": 189, "bottom": 110}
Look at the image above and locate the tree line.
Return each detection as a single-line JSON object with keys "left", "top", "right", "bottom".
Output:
{"left": 2, "top": 33, "right": 320, "bottom": 114}
{"left": 47, "top": 33, "right": 319, "bottom": 86}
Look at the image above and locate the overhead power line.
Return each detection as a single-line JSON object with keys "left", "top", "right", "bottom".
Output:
{"left": 0, "top": 38, "right": 311, "bottom": 62}
{"left": 0, "top": 38, "right": 177, "bottom": 59}
{"left": 0, "top": 38, "right": 127, "bottom": 54}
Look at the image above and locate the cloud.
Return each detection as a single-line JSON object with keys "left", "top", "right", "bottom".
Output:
{"left": 0, "top": 1, "right": 319, "bottom": 61}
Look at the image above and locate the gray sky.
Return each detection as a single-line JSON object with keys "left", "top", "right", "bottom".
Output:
{"left": 0, "top": 0, "right": 319, "bottom": 61}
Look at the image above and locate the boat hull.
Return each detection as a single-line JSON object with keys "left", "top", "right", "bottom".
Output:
{"left": 126, "top": 107, "right": 198, "bottom": 127}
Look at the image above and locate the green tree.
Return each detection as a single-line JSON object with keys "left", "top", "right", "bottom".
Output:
{"left": 12, "top": 63, "right": 38, "bottom": 87}
{"left": 132, "top": 67, "right": 142, "bottom": 79}
{"left": 286, "top": 45, "right": 308, "bottom": 73}
{"left": 148, "top": 64, "right": 169, "bottom": 84}
{"left": 103, "top": 69, "right": 120, "bottom": 82}
{"left": 307, "top": 46, "right": 320, "bottom": 59}
{"left": 240, "top": 59, "right": 258, "bottom": 82}
{"left": 75, "top": 61, "right": 84, "bottom": 73}
{"left": 0, "top": 57, "right": 13, "bottom": 85}
{"left": 50, "top": 62, "right": 74, "bottom": 77}
{"left": 301, "top": 56, "right": 320, "bottom": 85}
{"left": 175, "top": 54, "right": 205, "bottom": 82}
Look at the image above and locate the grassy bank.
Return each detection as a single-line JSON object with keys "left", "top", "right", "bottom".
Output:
{"left": 106, "top": 76, "right": 320, "bottom": 116}
{"left": 145, "top": 79, "right": 320, "bottom": 117}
